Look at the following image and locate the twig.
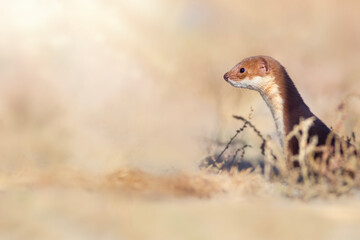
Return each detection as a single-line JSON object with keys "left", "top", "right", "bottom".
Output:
{"left": 232, "top": 115, "right": 267, "bottom": 155}
{"left": 228, "top": 144, "right": 251, "bottom": 170}
{"left": 216, "top": 121, "right": 248, "bottom": 162}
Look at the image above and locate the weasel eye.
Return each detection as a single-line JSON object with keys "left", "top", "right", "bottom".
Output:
{"left": 240, "top": 68, "right": 245, "bottom": 73}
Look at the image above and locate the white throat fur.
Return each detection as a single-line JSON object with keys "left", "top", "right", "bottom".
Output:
{"left": 228, "top": 76, "right": 285, "bottom": 146}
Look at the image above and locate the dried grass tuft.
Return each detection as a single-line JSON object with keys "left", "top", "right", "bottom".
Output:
{"left": 201, "top": 106, "right": 360, "bottom": 200}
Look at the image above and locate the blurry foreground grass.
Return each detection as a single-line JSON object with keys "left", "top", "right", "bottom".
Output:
{"left": 1, "top": 162, "right": 360, "bottom": 240}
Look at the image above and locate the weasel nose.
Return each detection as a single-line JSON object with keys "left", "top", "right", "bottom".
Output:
{"left": 223, "top": 72, "right": 229, "bottom": 81}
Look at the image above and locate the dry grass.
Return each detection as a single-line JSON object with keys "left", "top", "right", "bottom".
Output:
{"left": 202, "top": 112, "right": 360, "bottom": 200}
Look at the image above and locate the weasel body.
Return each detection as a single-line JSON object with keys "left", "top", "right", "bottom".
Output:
{"left": 224, "top": 56, "right": 331, "bottom": 155}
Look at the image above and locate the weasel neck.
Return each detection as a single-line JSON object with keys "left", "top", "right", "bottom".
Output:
{"left": 257, "top": 71, "right": 314, "bottom": 149}
{"left": 257, "top": 76, "right": 286, "bottom": 147}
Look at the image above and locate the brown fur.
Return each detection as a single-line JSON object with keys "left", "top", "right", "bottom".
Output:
{"left": 224, "top": 56, "right": 270, "bottom": 81}
{"left": 224, "top": 56, "right": 331, "bottom": 155}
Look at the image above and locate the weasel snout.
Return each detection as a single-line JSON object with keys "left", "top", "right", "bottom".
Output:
{"left": 223, "top": 72, "right": 229, "bottom": 81}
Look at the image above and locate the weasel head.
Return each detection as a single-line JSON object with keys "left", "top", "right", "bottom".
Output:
{"left": 223, "top": 55, "right": 279, "bottom": 92}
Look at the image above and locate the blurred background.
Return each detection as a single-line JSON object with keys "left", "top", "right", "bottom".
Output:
{"left": 1, "top": 0, "right": 360, "bottom": 239}
{"left": 1, "top": 0, "right": 360, "bottom": 173}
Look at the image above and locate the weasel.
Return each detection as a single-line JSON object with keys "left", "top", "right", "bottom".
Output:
{"left": 223, "top": 55, "right": 331, "bottom": 155}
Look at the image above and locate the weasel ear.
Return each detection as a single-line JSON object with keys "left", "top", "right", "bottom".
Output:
{"left": 259, "top": 58, "right": 270, "bottom": 74}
